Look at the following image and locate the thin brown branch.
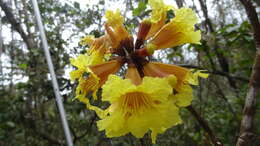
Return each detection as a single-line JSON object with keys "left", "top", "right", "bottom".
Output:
{"left": 187, "top": 106, "right": 223, "bottom": 146}
{"left": 210, "top": 79, "right": 239, "bottom": 123}
{"left": 198, "top": 0, "right": 214, "bottom": 32}
{"left": 73, "top": 114, "right": 97, "bottom": 144}
{"left": 198, "top": 0, "right": 237, "bottom": 89}
{"left": 0, "top": 0, "right": 35, "bottom": 49}
{"left": 37, "top": 131, "right": 65, "bottom": 145}
{"left": 236, "top": 0, "right": 260, "bottom": 145}
{"left": 178, "top": 64, "right": 249, "bottom": 82}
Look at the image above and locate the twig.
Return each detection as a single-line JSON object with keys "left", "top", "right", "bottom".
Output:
{"left": 178, "top": 64, "right": 249, "bottom": 82}
{"left": 186, "top": 106, "right": 223, "bottom": 146}
{"left": 73, "top": 114, "right": 97, "bottom": 144}
{"left": 0, "top": 0, "right": 35, "bottom": 49}
{"left": 198, "top": 0, "right": 237, "bottom": 89}
{"left": 236, "top": 0, "right": 260, "bottom": 146}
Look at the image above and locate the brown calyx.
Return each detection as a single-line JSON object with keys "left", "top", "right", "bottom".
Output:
{"left": 135, "top": 20, "right": 152, "bottom": 50}
{"left": 110, "top": 21, "right": 152, "bottom": 78}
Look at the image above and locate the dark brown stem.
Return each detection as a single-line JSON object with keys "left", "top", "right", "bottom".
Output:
{"left": 0, "top": 0, "right": 35, "bottom": 49}
{"left": 186, "top": 106, "right": 223, "bottom": 146}
{"left": 73, "top": 114, "right": 97, "bottom": 144}
{"left": 198, "top": 0, "right": 237, "bottom": 89}
{"left": 178, "top": 64, "right": 249, "bottom": 82}
{"left": 236, "top": 0, "right": 260, "bottom": 145}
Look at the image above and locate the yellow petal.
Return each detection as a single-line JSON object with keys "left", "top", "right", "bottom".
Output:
{"left": 98, "top": 75, "right": 181, "bottom": 143}
{"left": 173, "top": 7, "right": 198, "bottom": 26}
{"left": 70, "top": 70, "right": 84, "bottom": 81}
{"left": 148, "top": 0, "right": 173, "bottom": 23}
{"left": 105, "top": 9, "right": 124, "bottom": 27}
{"left": 75, "top": 74, "right": 99, "bottom": 98}
{"left": 80, "top": 35, "right": 95, "bottom": 46}
{"left": 77, "top": 95, "right": 108, "bottom": 119}
{"left": 101, "top": 75, "right": 136, "bottom": 102}
{"left": 125, "top": 66, "right": 142, "bottom": 85}
{"left": 147, "top": 8, "right": 201, "bottom": 52}
{"left": 69, "top": 54, "right": 97, "bottom": 81}
{"left": 149, "top": 103, "right": 182, "bottom": 143}
{"left": 143, "top": 62, "right": 189, "bottom": 86}
{"left": 139, "top": 76, "right": 174, "bottom": 102}
{"left": 186, "top": 70, "right": 209, "bottom": 85}
{"left": 170, "top": 84, "right": 193, "bottom": 107}
{"left": 89, "top": 60, "right": 122, "bottom": 86}
{"left": 70, "top": 54, "right": 89, "bottom": 69}
{"left": 105, "top": 9, "right": 129, "bottom": 48}
{"left": 87, "top": 35, "right": 110, "bottom": 56}
{"left": 145, "top": 0, "right": 173, "bottom": 39}
{"left": 97, "top": 111, "right": 129, "bottom": 137}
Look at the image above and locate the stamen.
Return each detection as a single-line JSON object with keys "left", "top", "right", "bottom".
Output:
{"left": 120, "top": 92, "right": 153, "bottom": 115}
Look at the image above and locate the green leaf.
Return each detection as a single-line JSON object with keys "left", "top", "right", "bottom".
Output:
{"left": 19, "top": 63, "right": 27, "bottom": 70}
{"left": 133, "top": 2, "right": 147, "bottom": 16}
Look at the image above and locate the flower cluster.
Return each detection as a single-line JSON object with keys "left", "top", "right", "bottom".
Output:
{"left": 70, "top": 0, "right": 208, "bottom": 143}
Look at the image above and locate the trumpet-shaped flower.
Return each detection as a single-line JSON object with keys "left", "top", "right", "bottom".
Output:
{"left": 80, "top": 35, "right": 95, "bottom": 46}
{"left": 143, "top": 8, "right": 201, "bottom": 55}
{"left": 75, "top": 60, "right": 122, "bottom": 99}
{"left": 70, "top": 53, "right": 102, "bottom": 81}
{"left": 105, "top": 10, "right": 129, "bottom": 49}
{"left": 145, "top": 0, "right": 173, "bottom": 39}
{"left": 143, "top": 62, "right": 208, "bottom": 107}
{"left": 143, "top": 62, "right": 189, "bottom": 89}
{"left": 85, "top": 35, "right": 111, "bottom": 58}
{"left": 97, "top": 75, "right": 181, "bottom": 143}
{"left": 70, "top": 0, "right": 208, "bottom": 143}
{"left": 70, "top": 35, "right": 111, "bottom": 81}
{"left": 169, "top": 84, "right": 193, "bottom": 107}
{"left": 186, "top": 70, "right": 209, "bottom": 85}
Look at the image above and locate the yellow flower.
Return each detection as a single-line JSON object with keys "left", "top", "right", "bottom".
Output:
{"left": 75, "top": 74, "right": 99, "bottom": 98}
{"left": 80, "top": 35, "right": 95, "bottom": 46}
{"left": 87, "top": 35, "right": 111, "bottom": 55}
{"left": 69, "top": 53, "right": 101, "bottom": 99}
{"left": 88, "top": 60, "right": 123, "bottom": 86}
{"left": 75, "top": 60, "right": 123, "bottom": 99}
{"left": 69, "top": 52, "right": 104, "bottom": 80}
{"left": 144, "top": 8, "right": 201, "bottom": 54}
{"left": 143, "top": 62, "right": 208, "bottom": 107}
{"left": 145, "top": 0, "right": 173, "bottom": 39}
{"left": 76, "top": 94, "right": 109, "bottom": 119}
{"left": 71, "top": 34, "right": 116, "bottom": 99}
{"left": 143, "top": 62, "right": 190, "bottom": 88}
{"left": 169, "top": 84, "right": 193, "bottom": 107}
{"left": 69, "top": 54, "right": 100, "bottom": 81}
{"left": 96, "top": 75, "right": 181, "bottom": 143}
{"left": 105, "top": 9, "right": 129, "bottom": 48}
{"left": 70, "top": 35, "right": 112, "bottom": 81}
{"left": 105, "top": 9, "right": 124, "bottom": 27}
{"left": 186, "top": 70, "right": 209, "bottom": 85}
{"left": 70, "top": 1, "right": 208, "bottom": 143}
